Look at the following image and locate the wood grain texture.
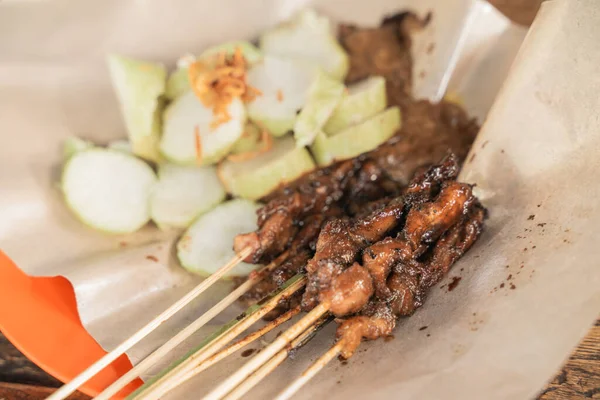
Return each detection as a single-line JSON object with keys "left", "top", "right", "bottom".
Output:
{"left": 0, "top": 334, "right": 61, "bottom": 388}
{"left": 0, "top": 382, "right": 89, "bottom": 400}
{"left": 537, "top": 320, "right": 600, "bottom": 400}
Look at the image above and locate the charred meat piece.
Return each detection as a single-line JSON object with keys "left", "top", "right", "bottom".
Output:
{"left": 336, "top": 301, "right": 396, "bottom": 359}
{"left": 363, "top": 236, "right": 413, "bottom": 299}
{"left": 418, "top": 204, "right": 485, "bottom": 288}
{"left": 236, "top": 213, "right": 337, "bottom": 317}
{"left": 404, "top": 181, "right": 475, "bottom": 253}
{"left": 404, "top": 152, "right": 460, "bottom": 201}
{"left": 301, "top": 198, "right": 405, "bottom": 313}
{"left": 346, "top": 159, "right": 400, "bottom": 215}
{"left": 304, "top": 196, "right": 404, "bottom": 277}
{"left": 234, "top": 208, "right": 299, "bottom": 265}
{"left": 319, "top": 263, "right": 374, "bottom": 317}
{"left": 336, "top": 199, "right": 485, "bottom": 356}
{"left": 302, "top": 154, "right": 464, "bottom": 315}
{"left": 387, "top": 271, "right": 422, "bottom": 317}
{"left": 234, "top": 161, "right": 358, "bottom": 264}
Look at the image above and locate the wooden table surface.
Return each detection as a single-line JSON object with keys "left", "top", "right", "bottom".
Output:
{"left": 2, "top": 0, "right": 598, "bottom": 399}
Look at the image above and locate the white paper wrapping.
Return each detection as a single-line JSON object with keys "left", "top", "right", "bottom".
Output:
{"left": 0, "top": 0, "right": 598, "bottom": 398}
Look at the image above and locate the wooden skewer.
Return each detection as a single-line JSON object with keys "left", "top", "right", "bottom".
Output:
{"left": 193, "top": 307, "right": 300, "bottom": 375}
{"left": 223, "top": 318, "right": 331, "bottom": 400}
{"left": 275, "top": 340, "right": 346, "bottom": 400}
{"left": 47, "top": 248, "right": 251, "bottom": 400}
{"left": 225, "top": 345, "right": 290, "bottom": 400}
{"left": 133, "top": 276, "right": 307, "bottom": 400}
{"left": 202, "top": 302, "right": 331, "bottom": 400}
{"left": 96, "top": 251, "right": 289, "bottom": 400}
{"left": 165, "top": 307, "right": 306, "bottom": 400}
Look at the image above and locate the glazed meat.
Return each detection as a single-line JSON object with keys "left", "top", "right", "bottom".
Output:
{"left": 404, "top": 181, "right": 475, "bottom": 253}
{"left": 301, "top": 154, "right": 463, "bottom": 316}
{"left": 236, "top": 212, "right": 340, "bottom": 320}
{"left": 336, "top": 301, "right": 396, "bottom": 359}
{"left": 363, "top": 236, "right": 413, "bottom": 299}
{"left": 234, "top": 161, "right": 359, "bottom": 264}
{"left": 336, "top": 197, "right": 485, "bottom": 358}
{"left": 301, "top": 197, "right": 404, "bottom": 313}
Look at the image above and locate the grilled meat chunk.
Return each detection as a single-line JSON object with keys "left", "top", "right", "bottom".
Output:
{"left": 336, "top": 200, "right": 485, "bottom": 358}
{"left": 363, "top": 236, "right": 413, "bottom": 299}
{"left": 302, "top": 155, "right": 462, "bottom": 314}
{"left": 301, "top": 197, "right": 405, "bottom": 313}
{"left": 404, "top": 181, "right": 475, "bottom": 253}
{"left": 336, "top": 301, "right": 396, "bottom": 359}
{"left": 234, "top": 161, "right": 358, "bottom": 264}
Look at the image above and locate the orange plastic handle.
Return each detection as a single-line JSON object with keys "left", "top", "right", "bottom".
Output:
{"left": 0, "top": 250, "right": 141, "bottom": 398}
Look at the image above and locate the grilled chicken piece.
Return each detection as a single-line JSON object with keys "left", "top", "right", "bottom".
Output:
{"left": 418, "top": 204, "right": 485, "bottom": 287}
{"left": 363, "top": 236, "right": 413, "bottom": 299}
{"left": 302, "top": 198, "right": 405, "bottom": 312}
{"left": 335, "top": 200, "right": 485, "bottom": 357}
{"left": 234, "top": 161, "right": 358, "bottom": 264}
{"left": 236, "top": 213, "right": 336, "bottom": 310}
{"left": 387, "top": 272, "right": 421, "bottom": 316}
{"left": 346, "top": 160, "right": 400, "bottom": 215}
{"left": 404, "top": 181, "right": 475, "bottom": 253}
{"left": 336, "top": 301, "right": 396, "bottom": 359}
{"left": 302, "top": 154, "right": 464, "bottom": 314}
{"left": 404, "top": 152, "right": 460, "bottom": 201}
{"left": 319, "top": 263, "right": 374, "bottom": 317}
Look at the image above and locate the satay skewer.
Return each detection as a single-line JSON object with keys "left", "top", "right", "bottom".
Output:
{"left": 144, "top": 306, "right": 301, "bottom": 400}
{"left": 223, "top": 318, "right": 332, "bottom": 400}
{"left": 275, "top": 340, "right": 346, "bottom": 400}
{"left": 133, "top": 275, "right": 307, "bottom": 400}
{"left": 47, "top": 248, "right": 251, "bottom": 400}
{"left": 96, "top": 250, "right": 290, "bottom": 400}
{"left": 202, "top": 302, "right": 331, "bottom": 400}
{"left": 194, "top": 306, "right": 301, "bottom": 375}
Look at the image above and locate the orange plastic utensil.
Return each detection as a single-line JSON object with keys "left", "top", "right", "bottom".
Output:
{"left": 0, "top": 250, "right": 141, "bottom": 398}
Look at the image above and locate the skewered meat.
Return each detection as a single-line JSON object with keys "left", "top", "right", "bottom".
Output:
{"left": 234, "top": 161, "right": 359, "bottom": 264}
{"left": 236, "top": 212, "right": 340, "bottom": 320}
{"left": 302, "top": 154, "right": 462, "bottom": 315}
{"left": 336, "top": 199, "right": 485, "bottom": 358}
{"left": 417, "top": 204, "right": 485, "bottom": 287}
{"left": 301, "top": 197, "right": 405, "bottom": 313}
{"left": 320, "top": 263, "right": 374, "bottom": 316}
{"left": 363, "top": 236, "right": 413, "bottom": 299}
{"left": 336, "top": 301, "right": 396, "bottom": 359}
{"left": 235, "top": 11, "right": 479, "bottom": 266}
{"left": 404, "top": 181, "right": 475, "bottom": 253}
